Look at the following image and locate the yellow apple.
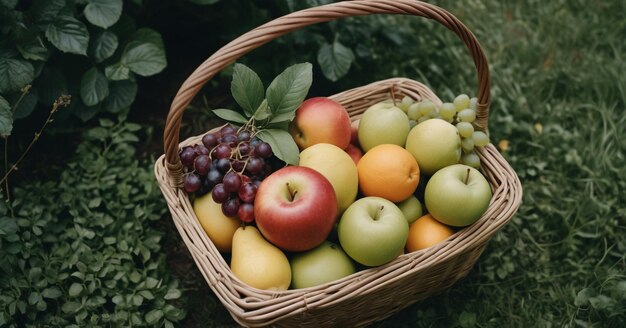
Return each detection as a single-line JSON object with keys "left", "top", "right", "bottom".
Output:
{"left": 299, "top": 143, "right": 358, "bottom": 213}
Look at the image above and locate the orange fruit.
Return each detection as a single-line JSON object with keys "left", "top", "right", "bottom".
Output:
{"left": 405, "top": 214, "right": 455, "bottom": 252}
{"left": 357, "top": 144, "right": 420, "bottom": 202}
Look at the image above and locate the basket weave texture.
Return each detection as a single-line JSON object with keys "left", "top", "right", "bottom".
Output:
{"left": 154, "top": 1, "right": 523, "bottom": 327}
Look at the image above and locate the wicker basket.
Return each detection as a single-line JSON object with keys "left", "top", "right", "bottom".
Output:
{"left": 154, "top": 0, "right": 523, "bottom": 326}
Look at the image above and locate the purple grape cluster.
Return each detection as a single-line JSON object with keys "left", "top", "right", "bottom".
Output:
{"left": 179, "top": 124, "right": 279, "bottom": 222}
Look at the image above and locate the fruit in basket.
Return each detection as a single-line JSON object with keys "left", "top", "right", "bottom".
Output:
{"left": 357, "top": 144, "right": 420, "bottom": 203}
{"left": 288, "top": 97, "right": 351, "bottom": 151}
{"left": 254, "top": 166, "right": 338, "bottom": 252}
{"left": 405, "top": 214, "right": 455, "bottom": 252}
{"left": 290, "top": 241, "right": 355, "bottom": 289}
{"left": 350, "top": 119, "right": 360, "bottom": 146}
{"left": 396, "top": 195, "right": 423, "bottom": 224}
{"left": 193, "top": 192, "right": 241, "bottom": 252}
{"left": 344, "top": 143, "right": 363, "bottom": 165}
{"left": 357, "top": 101, "right": 410, "bottom": 152}
{"left": 338, "top": 197, "right": 409, "bottom": 266}
{"left": 299, "top": 143, "right": 358, "bottom": 213}
{"left": 405, "top": 118, "right": 462, "bottom": 176}
{"left": 230, "top": 226, "right": 291, "bottom": 291}
{"left": 425, "top": 164, "right": 492, "bottom": 227}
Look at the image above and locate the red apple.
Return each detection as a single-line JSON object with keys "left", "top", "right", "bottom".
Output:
{"left": 345, "top": 143, "right": 363, "bottom": 165}
{"left": 254, "top": 166, "right": 338, "bottom": 252}
{"left": 288, "top": 97, "right": 351, "bottom": 150}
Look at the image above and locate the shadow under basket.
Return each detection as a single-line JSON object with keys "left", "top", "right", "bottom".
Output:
{"left": 154, "top": 1, "right": 523, "bottom": 327}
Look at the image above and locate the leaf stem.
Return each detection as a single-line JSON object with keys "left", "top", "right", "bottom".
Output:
{"left": 11, "top": 85, "right": 31, "bottom": 114}
{"left": 0, "top": 95, "right": 71, "bottom": 187}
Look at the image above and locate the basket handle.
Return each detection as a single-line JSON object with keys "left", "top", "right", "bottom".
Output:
{"left": 163, "top": 0, "right": 490, "bottom": 185}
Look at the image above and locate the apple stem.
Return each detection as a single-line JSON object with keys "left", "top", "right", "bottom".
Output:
{"left": 286, "top": 182, "right": 297, "bottom": 201}
{"left": 374, "top": 205, "right": 384, "bottom": 221}
{"left": 464, "top": 168, "right": 471, "bottom": 184}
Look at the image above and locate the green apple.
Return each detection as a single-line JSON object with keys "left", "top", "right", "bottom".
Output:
{"left": 425, "top": 164, "right": 492, "bottom": 227}
{"left": 338, "top": 197, "right": 409, "bottom": 266}
{"left": 405, "top": 118, "right": 462, "bottom": 176}
{"left": 395, "top": 195, "right": 423, "bottom": 224}
{"left": 299, "top": 143, "right": 358, "bottom": 213}
{"left": 290, "top": 241, "right": 356, "bottom": 289}
{"left": 358, "top": 102, "right": 410, "bottom": 152}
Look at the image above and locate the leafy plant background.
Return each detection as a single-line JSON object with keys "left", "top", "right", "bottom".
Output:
{"left": 0, "top": 0, "right": 167, "bottom": 133}
{"left": 1, "top": 0, "right": 625, "bottom": 327}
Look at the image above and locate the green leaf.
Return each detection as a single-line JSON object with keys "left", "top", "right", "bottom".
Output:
{"left": 231, "top": 63, "right": 264, "bottom": 117}
{"left": 0, "top": 57, "right": 35, "bottom": 93}
{"left": 84, "top": 0, "right": 122, "bottom": 29}
{"left": 28, "top": 292, "right": 41, "bottom": 305}
{"left": 0, "top": 96, "right": 12, "bottom": 136}
{"left": 253, "top": 99, "right": 270, "bottom": 121}
{"left": 30, "top": 0, "right": 65, "bottom": 25}
{"left": 255, "top": 129, "right": 299, "bottom": 165}
{"left": 61, "top": 301, "right": 81, "bottom": 313}
{"left": 132, "top": 294, "right": 143, "bottom": 306}
{"left": 0, "top": 216, "right": 18, "bottom": 234}
{"left": 15, "top": 27, "right": 49, "bottom": 61}
{"left": 589, "top": 295, "right": 614, "bottom": 310}
{"left": 164, "top": 289, "right": 181, "bottom": 300}
{"left": 80, "top": 67, "right": 109, "bottom": 106}
{"left": 269, "top": 111, "right": 295, "bottom": 123}
{"left": 575, "top": 288, "right": 595, "bottom": 307}
{"left": 212, "top": 108, "right": 248, "bottom": 124}
{"left": 317, "top": 41, "right": 354, "bottom": 82}
{"left": 74, "top": 100, "right": 101, "bottom": 122}
{"left": 89, "top": 31, "right": 118, "bottom": 63}
{"left": 145, "top": 309, "right": 164, "bottom": 325}
{"left": 103, "top": 80, "right": 136, "bottom": 113}
{"left": 122, "top": 43, "right": 166, "bottom": 77}
{"left": 42, "top": 287, "right": 63, "bottom": 299}
{"left": 266, "top": 62, "right": 312, "bottom": 120}
{"left": 146, "top": 277, "right": 159, "bottom": 289}
{"left": 45, "top": 15, "right": 90, "bottom": 55}
{"left": 68, "top": 283, "right": 83, "bottom": 297}
{"left": 105, "top": 62, "right": 130, "bottom": 81}
{"left": 458, "top": 311, "right": 477, "bottom": 328}
{"left": 138, "top": 290, "right": 154, "bottom": 300}
{"left": 133, "top": 28, "right": 164, "bottom": 49}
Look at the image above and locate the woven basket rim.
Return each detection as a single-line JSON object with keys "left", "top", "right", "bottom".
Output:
{"left": 155, "top": 78, "right": 523, "bottom": 327}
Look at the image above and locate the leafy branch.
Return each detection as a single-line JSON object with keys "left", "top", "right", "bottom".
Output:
{"left": 1, "top": 93, "right": 71, "bottom": 209}
{"left": 211, "top": 62, "right": 313, "bottom": 165}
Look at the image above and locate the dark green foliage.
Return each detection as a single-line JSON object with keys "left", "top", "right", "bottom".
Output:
{"left": 0, "top": 117, "right": 184, "bottom": 327}
{"left": 0, "top": 0, "right": 167, "bottom": 132}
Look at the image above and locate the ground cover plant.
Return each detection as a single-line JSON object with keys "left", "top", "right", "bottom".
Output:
{"left": 0, "top": 117, "right": 184, "bottom": 327}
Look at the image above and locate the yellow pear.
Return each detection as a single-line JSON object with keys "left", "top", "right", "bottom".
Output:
{"left": 230, "top": 226, "right": 291, "bottom": 290}
{"left": 299, "top": 143, "right": 358, "bottom": 213}
{"left": 193, "top": 192, "right": 241, "bottom": 252}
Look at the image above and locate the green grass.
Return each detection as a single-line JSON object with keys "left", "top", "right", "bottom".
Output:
{"left": 167, "top": 1, "right": 626, "bottom": 327}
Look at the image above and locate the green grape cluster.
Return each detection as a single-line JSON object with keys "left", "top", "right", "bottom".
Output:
{"left": 396, "top": 94, "right": 490, "bottom": 169}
